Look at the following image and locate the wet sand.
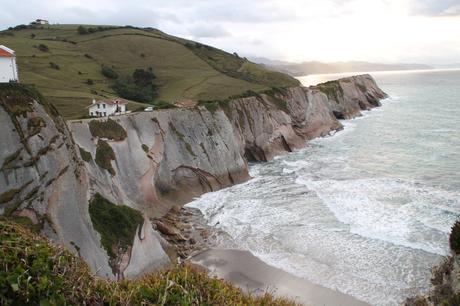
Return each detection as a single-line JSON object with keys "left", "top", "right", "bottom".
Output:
{"left": 190, "top": 248, "right": 370, "bottom": 306}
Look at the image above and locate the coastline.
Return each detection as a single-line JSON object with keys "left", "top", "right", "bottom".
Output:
{"left": 189, "top": 248, "right": 370, "bottom": 306}
{"left": 153, "top": 207, "right": 370, "bottom": 305}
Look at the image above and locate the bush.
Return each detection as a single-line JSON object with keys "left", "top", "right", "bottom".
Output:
{"left": 77, "top": 25, "right": 118, "bottom": 35}
{"left": 49, "top": 61, "right": 60, "bottom": 70}
{"left": 450, "top": 220, "right": 460, "bottom": 254}
{"left": 101, "top": 65, "right": 118, "bottom": 79}
{"left": 89, "top": 118, "right": 127, "bottom": 141}
{"left": 86, "top": 79, "right": 94, "bottom": 85}
{"left": 0, "top": 220, "right": 295, "bottom": 305}
{"left": 37, "top": 44, "right": 49, "bottom": 52}
{"left": 78, "top": 146, "right": 92, "bottom": 162}
{"left": 112, "top": 69, "right": 158, "bottom": 103}
{"left": 0, "top": 220, "right": 97, "bottom": 305}
{"left": 77, "top": 25, "right": 88, "bottom": 34}
{"left": 95, "top": 139, "right": 116, "bottom": 175}
{"left": 133, "top": 68, "right": 156, "bottom": 87}
{"left": 88, "top": 193, "right": 143, "bottom": 261}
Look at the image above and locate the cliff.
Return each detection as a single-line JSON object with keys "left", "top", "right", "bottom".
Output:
{"left": 0, "top": 75, "right": 387, "bottom": 279}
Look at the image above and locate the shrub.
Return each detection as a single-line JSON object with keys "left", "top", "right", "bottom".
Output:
{"left": 316, "top": 80, "right": 344, "bottom": 102}
{"left": 101, "top": 65, "right": 118, "bottom": 79}
{"left": 133, "top": 68, "right": 156, "bottom": 87}
{"left": 152, "top": 100, "right": 174, "bottom": 109}
{"left": 9, "top": 24, "right": 29, "bottom": 31}
{"left": 49, "top": 61, "right": 60, "bottom": 70}
{"left": 77, "top": 25, "right": 118, "bottom": 35}
{"left": 0, "top": 220, "right": 295, "bottom": 305}
{"left": 78, "top": 146, "right": 92, "bottom": 162}
{"left": 88, "top": 193, "right": 143, "bottom": 261}
{"left": 77, "top": 25, "right": 88, "bottom": 35}
{"left": 112, "top": 69, "right": 158, "bottom": 103}
{"left": 37, "top": 44, "right": 49, "bottom": 52}
{"left": 95, "top": 140, "right": 116, "bottom": 175}
{"left": 0, "top": 220, "right": 97, "bottom": 305}
{"left": 450, "top": 220, "right": 460, "bottom": 254}
{"left": 86, "top": 79, "right": 94, "bottom": 85}
{"left": 84, "top": 53, "right": 93, "bottom": 59}
{"left": 88, "top": 118, "right": 127, "bottom": 141}
{"left": 27, "top": 116, "right": 46, "bottom": 136}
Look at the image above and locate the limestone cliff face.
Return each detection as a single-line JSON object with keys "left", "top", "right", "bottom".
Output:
{"left": 0, "top": 85, "right": 113, "bottom": 278}
{"left": 0, "top": 75, "right": 387, "bottom": 279}
{"left": 313, "top": 74, "right": 387, "bottom": 119}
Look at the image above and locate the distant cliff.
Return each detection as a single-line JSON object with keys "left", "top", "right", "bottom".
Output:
{"left": 0, "top": 74, "right": 387, "bottom": 279}
{"left": 253, "top": 58, "right": 433, "bottom": 76}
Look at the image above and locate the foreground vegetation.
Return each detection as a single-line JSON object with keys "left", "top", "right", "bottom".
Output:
{"left": 0, "top": 24, "right": 299, "bottom": 118}
{"left": 406, "top": 219, "right": 460, "bottom": 306}
{"left": 0, "top": 219, "right": 295, "bottom": 305}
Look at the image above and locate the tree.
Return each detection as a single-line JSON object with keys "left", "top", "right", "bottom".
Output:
{"left": 132, "top": 69, "right": 156, "bottom": 87}
{"left": 77, "top": 25, "right": 88, "bottom": 35}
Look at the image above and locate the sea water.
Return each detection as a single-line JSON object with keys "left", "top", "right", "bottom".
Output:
{"left": 187, "top": 69, "right": 460, "bottom": 305}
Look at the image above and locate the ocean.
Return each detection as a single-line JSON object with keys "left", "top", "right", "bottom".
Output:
{"left": 187, "top": 69, "right": 460, "bottom": 305}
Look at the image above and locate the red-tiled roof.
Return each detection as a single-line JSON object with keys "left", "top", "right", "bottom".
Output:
{"left": 0, "top": 48, "right": 14, "bottom": 57}
{"left": 87, "top": 98, "right": 128, "bottom": 108}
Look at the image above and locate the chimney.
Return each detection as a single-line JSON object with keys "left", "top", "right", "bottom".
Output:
{"left": 92, "top": 99, "right": 96, "bottom": 104}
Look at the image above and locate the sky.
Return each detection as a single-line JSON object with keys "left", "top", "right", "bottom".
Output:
{"left": 1, "top": 0, "right": 460, "bottom": 65}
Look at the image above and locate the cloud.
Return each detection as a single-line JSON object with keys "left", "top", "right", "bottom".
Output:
{"left": 408, "top": 0, "right": 460, "bottom": 16}
{"left": 187, "top": 23, "right": 230, "bottom": 38}
{"left": 440, "top": 5, "right": 460, "bottom": 16}
{"left": 0, "top": 0, "right": 459, "bottom": 65}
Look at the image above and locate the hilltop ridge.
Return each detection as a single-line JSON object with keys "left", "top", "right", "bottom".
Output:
{"left": 0, "top": 24, "right": 299, "bottom": 118}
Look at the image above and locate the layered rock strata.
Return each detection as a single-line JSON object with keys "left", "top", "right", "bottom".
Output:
{"left": 0, "top": 74, "right": 387, "bottom": 278}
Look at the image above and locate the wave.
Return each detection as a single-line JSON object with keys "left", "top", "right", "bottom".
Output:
{"left": 295, "top": 176, "right": 460, "bottom": 256}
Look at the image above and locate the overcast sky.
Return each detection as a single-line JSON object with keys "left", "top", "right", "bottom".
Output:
{"left": 1, "top": 0, "right": 460, "bottom": 65}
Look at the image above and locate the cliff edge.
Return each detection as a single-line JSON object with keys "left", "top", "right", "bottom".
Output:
{"left": 0, "top": 75, "right": 387, "bottom": 279}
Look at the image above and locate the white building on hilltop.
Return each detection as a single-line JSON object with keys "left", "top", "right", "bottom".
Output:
{"left": 31, "top": 19, "right": 49, "bottom": 25}
{"left": 88, "top": 98, "right": 129, "bottom": 117}
{"left": 0, "top": 45, "right": 19, "bottom": 83}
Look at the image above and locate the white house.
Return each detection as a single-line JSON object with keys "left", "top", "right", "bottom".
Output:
{"left": 88, "top": 98, "right": 128, "bottom": 117}
{"left": 31, "top": 19, "right": 49, "bottom": 25}
{"left": 0, "top": 45, "right": 19, "bottom": 83}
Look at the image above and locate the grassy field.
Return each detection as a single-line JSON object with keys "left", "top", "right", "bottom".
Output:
{"left": 0, "top": 24, "right": 299, "bottom": 119}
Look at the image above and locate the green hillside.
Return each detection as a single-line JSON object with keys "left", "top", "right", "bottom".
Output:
{"left": 0, "top": 24, "right": 299, "bottom": 119}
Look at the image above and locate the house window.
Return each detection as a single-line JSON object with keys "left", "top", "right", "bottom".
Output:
{"left": 97, "top": 104, "right": 100, "bottom": 109}
{"left": 103, "top": 104, "right": 106, "bottom": 109}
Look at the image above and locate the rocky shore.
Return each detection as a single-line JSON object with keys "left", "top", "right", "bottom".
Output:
{"left": 151, "top": 206, "right": 221, "bottom": 260}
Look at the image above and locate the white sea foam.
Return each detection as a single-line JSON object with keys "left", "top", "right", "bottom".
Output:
{"left": 295, "top": 176, "right": 459, "bottom": 256}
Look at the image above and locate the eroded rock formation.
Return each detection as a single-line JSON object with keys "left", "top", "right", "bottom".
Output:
{"left": 0, "top": 75, "right": 387, "bottom": 279}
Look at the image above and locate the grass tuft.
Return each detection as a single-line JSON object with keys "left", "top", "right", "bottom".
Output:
{"left": 0, "top": 219, "right": 296, "bottom": 305}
